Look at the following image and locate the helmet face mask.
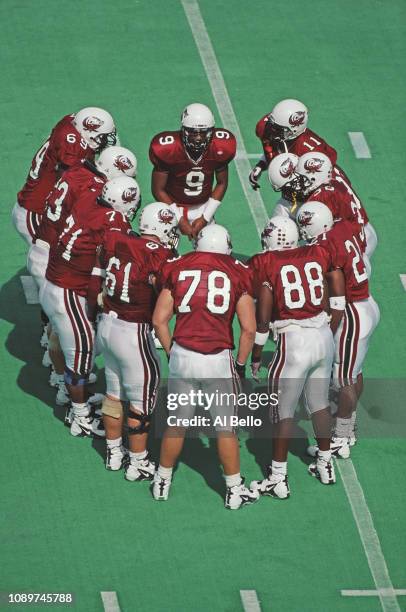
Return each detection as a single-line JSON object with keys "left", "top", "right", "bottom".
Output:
{"left": 265, "top": 117, "right": 295, "bottom": 143}
{"left": 181, "top": 127, "right": 213, "bottom": 158}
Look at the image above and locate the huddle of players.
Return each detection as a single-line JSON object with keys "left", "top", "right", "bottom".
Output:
{"left": 12, "top": 99, "right": 378, "bottom": 510}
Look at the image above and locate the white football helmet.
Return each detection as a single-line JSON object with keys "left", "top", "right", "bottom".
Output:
{"left": 296, "top": 201, "right": 334, "bottom": 241}
{"left": 95, "top": 146, "right": 137, "bottom": 179}
{"left": 139, "top": 202, "right": 179, "bottom": 248}
{"left": 296, "top": 152, "right": 333, "bottom": 196}
{"left": 99, "top": 176, "right": 141, "bottom": 221}
{"left": 261, "top": 216, "right": 299, "bottom": 251}
{"left": 73, "top": 107, "right": 117, "bottom": 152}
{"left": 265, "top": 99, "right": 308, "bottom": 142}
{"left": 195, "top": 224, "right": 232, "bottom": 255}
{"left": 268, "top": 153, "right": 300, "bottom": 192}
{"left": 181, "top": 103, "right": 215, "bottom": 157}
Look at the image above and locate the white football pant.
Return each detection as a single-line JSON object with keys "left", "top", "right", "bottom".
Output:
{"left": 12, "top": 202, "right": 42, "bottom": 247}
{"left": 27, "top": 240, "right": 50, "bottom": 290}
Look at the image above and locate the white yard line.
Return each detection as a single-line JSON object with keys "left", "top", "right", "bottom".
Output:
{"left": 20, "top": 275, "right": 39, "bottom": 304}
{"left": 348, "top": 132, "right": 371, "bottom": 159}
{"left": 182, "top": 4, "right": 398, "bottom": 611}
{"left": 100, "top": 592, "right": 122, "bottom": 612}
{"left": 342, "top": 590, "right": 406, "bottom": 597}
{"left": 336, "top": 460, "right": 400, "bottom": 611}
{"left": 181, "top": 0, "right": 269, "bottom": 237}
{"left": 240, "top": 590, "right": 262, "bottom": 612}
{"left": 399, "top": 274, "right": 406, "bottom": 291}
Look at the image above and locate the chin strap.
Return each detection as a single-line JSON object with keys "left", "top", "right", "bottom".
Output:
{"left": 290, "top": 191, "right": 298, "bottom": 215}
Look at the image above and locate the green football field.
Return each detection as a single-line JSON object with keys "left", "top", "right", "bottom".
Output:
{"left": 1, "top": 1, "right": 405, "bottom": 611}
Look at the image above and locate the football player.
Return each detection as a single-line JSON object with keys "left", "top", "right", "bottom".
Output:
{"left": 88, "top": 203, "right": 178, "bottom": 479}
{"left": 249, "top": 216, "right": 337, "bottom": 497}
{"left": 40, "top": 176, "right": 141, "bottom": 438}
{"left": 295, "top": 152, "right": 377, "bottom": 259}
{"left": 152, "top": 225, "right": 259, "bottom": 510}
{"left": 248, "top": 99, "right": 337, "bottom": 190}
{"left": 28, "top": 145, "right": 137, "bottom": 404}
{"left": 13, "top": 107, "right": 117, "bottom": 246}
{"left": 149, "top": 103, "right": 236, "bottom": 238}
{"left": 296, "top": 202, "right": 380, "bottom": 458}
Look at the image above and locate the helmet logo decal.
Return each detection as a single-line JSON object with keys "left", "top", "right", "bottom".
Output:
{"left": 122, "top": 187, "right": 138, "bottom": 203}
{"left": 279, "top": 158, "right": 295, "bottom": 178}
{"left": 289, "top": 111, "right": 306, "bottom": 127}
{"left": 262, "top": 222, "right": 277, "bottom": 238}
{"left": 298, "top": 210, "right": 315, "bottom": 226}
{"left": 157, "top": 208, "right": 175, "bottom": 225}
{"left": 82, "top": 116, "right": 104, "bottom": 132}
{"left": 304, "top": 158, "right": 324, "bottom": 173}
{"left": 114, "top": 155, "right": 133, "bottom": 172}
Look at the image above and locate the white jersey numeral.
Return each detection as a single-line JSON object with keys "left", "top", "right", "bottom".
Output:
{"left": 29, "top": 139, "right": 50, "bottom": 179}
{"left": 105, "top": 257, "right": 132, "bottom": 303}
{"left": 345, "top": 237, "right": 368, "bottom": 284}
{"left": 46, "top": 180, "right": 68, "bottom": 222}
{"left": 280, "top": 262, "right": 324, "bottom": 309}
{"left": 184, "top": 170, "right": 205, "bottom": 196}
{"left": 178, "top": 269, "right": 231, "bottom": 314}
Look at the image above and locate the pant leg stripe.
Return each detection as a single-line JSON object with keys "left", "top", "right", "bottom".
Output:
{"left": 63, "top": 289, "right": 82, "bottom": 373}
{"left": 72, "top": 292, "right": 94, "bottom": 374}
{"left": 67, "top": 290, "right": 89, "bottom": 375}
{"left": 141, "top": 325, "right": 160, "bottom": 414}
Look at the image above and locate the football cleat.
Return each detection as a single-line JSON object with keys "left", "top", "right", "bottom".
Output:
{"left": 307, "top": 436, "right": 350, "bottom": 459}
{"left": 308, "top": 456, "right": 336, "bottom": 485}
{"left": 152, "top": 473, "right": 172, "bottom": 500}
{"left": 64, "top": 404, "right": 73, "bottom": 427}
{"left": 250, "top": 468, "right": 290, "bottom": 499}
{"left": 106, "top": 445, "right": 127, "bottom": 471}
{"left": 125, "top": 454, "right": 156, "bottom": 482}
{"left": 70, "top": 414, "right": 105, "bottom": 438}
{"left": 349, "top": 434, "right": 357, "bottom": 447}
{"left": 42, "top": 349, "right": 52, "bottom": 368}
{"left": 87, "top": 372, "right": 97, "bottom": 385}
{"left": 56, "top": 383, "right": 70, "bottom": 406}
{"left": 49, "top": 369, "right": 64, "bottom": 388}
{"left": 225, "top": 477, "right": 260, "bottom": 510}
{"left": 40, "top": 328, "right": 49, "bottom": 349}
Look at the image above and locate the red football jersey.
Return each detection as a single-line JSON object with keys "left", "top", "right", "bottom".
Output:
{"left": 101, "top": 233, "right": 173, "bottom": 323}
{"left": 18, "top": 114, "right": 95, "bottom": 214}
{"left": 257, "top": 245, "right": 332, "bottom": 322}
{"left": 46, "top": 194, "right": 130, "bottom": 296}
{"left": 318, "top": 220, "right": 369, "bottom": 302}
{"left": 306, "top": 176, "right": 368, "bottom": 250}
{"left": 160, "top": 252, "right": 252, "bottom": 354}
{"left": 149, "top": 129, "right": 236, "bottom": 207}
{"left": 255, "top": 114, "right": 337, "bottom": 166}
{"left": 36, "top": 162, "right": 105, "bottom": 247}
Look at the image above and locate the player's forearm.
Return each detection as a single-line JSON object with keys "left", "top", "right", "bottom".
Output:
{"left": 211, "top": 182, "right": 227, "bottom": 201}
{"left": 152, "top": 188, "right": 173, "bottom": 205}
{"left": 236, "top": 328, "right": 256, "bottom": 365}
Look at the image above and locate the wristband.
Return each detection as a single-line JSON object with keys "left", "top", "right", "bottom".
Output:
{"left": 329, "top": 296, "right": 346, "bottom": 310}
{"left": 203, "top": 197, "right": 221, "bottom": 222}
{"left": 255, "top": 331, "right": 269, "bottom": 346}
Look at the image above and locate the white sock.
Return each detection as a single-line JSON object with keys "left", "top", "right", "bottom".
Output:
{"left": 335, "top": 417, "right": 352, "bottom": 438}
{"left": 56, "top": 374, "right": 65, "bottom": 385}
{"left": 158, "top": 465, "right": 173, "bottom": 480}
{"left": 271, "top": 461, "right": 287, "bottom": 476}
{"left": 72, "top": 402, "right": 89, "bottom": 417}
{"left": 318, "top": 449, "right": 332, "bottom": 462}
{"left": 107, "top": 437, "right": 122, "bottom": 449}
{"left": 350, "top": 411, "right": 357, "bottom": 431}
{"left": 225, "top": 472, "right": 241, "bottom": 488}
{"left": 130, "top": 450, "right": 147, "bottom": 461}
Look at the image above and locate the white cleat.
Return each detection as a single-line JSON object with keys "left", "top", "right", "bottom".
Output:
{"left": 125, "top": 454, "right": 156, "bottom": 482}
{"left": 152, "top": 473, "right": 172, "bottom": 500}
{"left": 42, "top": 349, "right": 52, "bottom": 368}
{"left": 106, "top": 445, "right": 127, "bottom": 471}
{"left": 307, "top": 436, "right": 350, "bottom": 459}
{"left": 49, "top": 369, "right": 63, "bottom": 388}
{"left": 225, "top": 478, "right": 260, "bottom": 510}
{"left": 70, "top": 413, "right": 105, "bottom": 438}
{"left": 87, "top": 372, "right": 97, "bottom": 384}
{"left": 250, "top": 469, "right": 290, "bottom": 499}
{"left": 348, "top": 434, "right": 357, "bottom": 447}
{"left": 308, "top": 456, "right": 336, "bottom": 485}
{"left": 56, "top": 383, "right": 70, "bottom": 406}
{"left": 40, "top": 328, "right": 49, "bottom": 349}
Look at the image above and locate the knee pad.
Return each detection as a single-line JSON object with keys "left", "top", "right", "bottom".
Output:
{"left": 64, "top": 368, "right": 87, "bottom": 387}
{"left": 102, "top": 396, "right": 123, "bottom": 419}
{"left": 127, "top": 410, "right": 151, "bottom": 435}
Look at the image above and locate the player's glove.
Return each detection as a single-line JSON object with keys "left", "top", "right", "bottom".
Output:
{"left": 248, "top": 165, "right": 263, "bottom": 190}
{"left": 235, "top": 361, "right": 246, "bottom": 379}
{"left": 250, "top": 361, "right": 261, "bottom": 382}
